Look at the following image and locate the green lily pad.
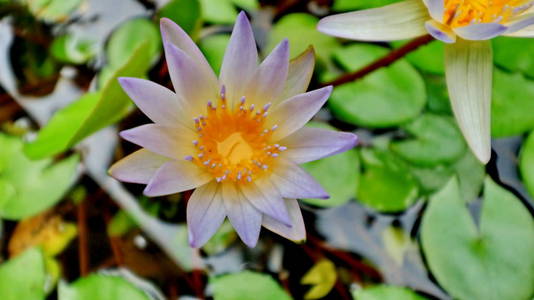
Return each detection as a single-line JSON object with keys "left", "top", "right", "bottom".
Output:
{"left": 58, "top": 274, "right": 150, "bottom": 300}
{"left": 267, "top": 13, "right": 340, "bottom": 63}
{"left": 210, "top": 271, "right": 292, "bottom": 300}
{"left": 158, "top": 0, "right": 202, "bottom": 36}
{"left": 301, "top": 123, "right": 359, "bottom": 207}
{"left": 392, "top": 40, "right": 445, "bottom": 74}
{"left": 24, "top": 42, "right": 152, "bottom": 159}
{"left": 424, "top": 74, "right": 452, "bottom": 114}
{"left": 200, "top": 0, "right": 258, "bottom": 24}
{"left": 352, "top": 285, "right": 428, "bottom": 300}
{"left": 199, "top": 34, "right": 231, "bottom": 74}
{"left": 50, "top": 34, "right": 96, "bottom": 64}
{"left": 519, "top": 130, "right": 534, "bottom": 199}
{"left": 202, "top": 221, "right": 237, "bottom": 255}
{"left": 357, "top": 149, "right": 419, "bottom": 212}
{"left": 333, "top": 0, "right": 402, "bottom": 11}
{"left": 0, "top": 134, "right": 79, "bottom": 220}
{"left": 0, "top": 248, "right": 47, "bottom": 300}
{"left": 493, "top": 37, "right": 534, "bottom": 78}
{"left": 391, "top": 114, "right": 466, "bottom": 166}
{"left": 421, "top": 178, "right": 534, "bottom": 300}
{"left": 25, "top": 0, "right": 81, "bottom": 22}
{"left": 328, "top": 44, "right": 426, "bottom": 128}
{"left": 491, "top": 69, "right": 534, "bottom": 137}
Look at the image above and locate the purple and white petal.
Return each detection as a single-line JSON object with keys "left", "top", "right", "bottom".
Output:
{"left": 119, "top": 124, "right": 196, "bottom": 159}
{"left": 109, "top": 149, "right": 169, "bottom": 184}
{"left": 144, "top": 161, "right": 212, "bottom": 196}
{"left": 268, "top": 86, "right": 332, "bottom": 141}
{"left": 164, "top": 43, "right": 218, "bottom": 116}
{"left": 317, "top": 0, "right": 429, "bottom": 41}
{"left": 263, "top": 199, "right": 305, "bottom": 242}
{"left": 279, "top": 127, "right": 358, "bottom": 164}
{"left": 240, "top": 180, "right": 291, "bottom": 226}
{"left": 245, "top": 39, "right": 289, "bottom": 107}
{"left": 118, "top": 77, "right": 188, "bottom": 127}
{"left": 453, "top": 23, "right": 507, "bottom": 40}
{"left": 504, "top": 13, "right": 534, "bottom": 34}
{"left": 221, "top": 182, "right": 262, "bottom": 247}
{"left": 504, "top": 23, "right": 534, "bottom": 37}
{"left": 270, "top": 158, "right": 329, "bottom": 199}
{"left": 445, "top": 39, "right": 493, "bottom": 163}
{"left": 282, "top": 47, "right": 315, "bottom": 100}
{"left": 160, "top": 18, "right": 217, "bottom": 86}
{"left": 220, "top": 11, "right": 258, "bottom": 106}
{"left": 425, "top": 20, "right": 456, "bottom": 43}
{"left": 187, "top": 181, "right": 226, "bottom": 248}
{"left": 422, "top": 0, "right": 444, "bottom": 21}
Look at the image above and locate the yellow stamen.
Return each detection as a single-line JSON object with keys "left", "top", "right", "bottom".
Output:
{"left": 443, "top": 0, "right": 533, "bottom": 28}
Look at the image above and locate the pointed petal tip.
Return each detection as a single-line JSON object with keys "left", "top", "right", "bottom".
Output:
{"left": 473, "top": 146, "right": 491, "bottom": 164}
{"left": 243, "top": 238, "right": 259, "bottom": 248}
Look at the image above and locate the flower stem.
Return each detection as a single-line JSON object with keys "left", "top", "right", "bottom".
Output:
{"left": 320, "top": 35, "right": 434, "bottom": 87}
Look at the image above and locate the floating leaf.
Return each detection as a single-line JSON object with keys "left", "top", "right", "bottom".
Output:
{"left": 202, "top": 221, "right": 237, "bottom": 255}
{"left": 199, "top": 0, "right": 257, "bottom": 24}
{"left": 158, "top": 0, "right": 202, "bottom": 36}
{"left": 0, "top": 248, "right": 47, "bottom": 300}
{"left": 0, "top": 134, "right": 79, "bottom": 220}
{"left": 520, "top": 130, "right": 534, "bottom": 199}
{"left": 421, "top": 178, "right": 534, "bottom": 300}
{"left": 391, "top": 114, "right": 466, "bottom": 166}
{"left": 25, "top": 42, "right": 152, "bottom": 159}
{"left": 210, "top": 271, "right": 292, "bottom": 300}
{"left": 333, "top": 0, "right": 401, "bottom": 11}
{"left": 392, "top": 40, "right": 444, "bottom": 74}
{"left": 493, "top": 37, "right": 534, "bottom": 78}
{"left": 352, "top": 285, "right": 428, "bottom": 300}
{"left": 199, "top": 34, "right": 231, "bottom": 74}
{"left": 268, "top": 13, "right": 339, "bottom": 62}
{"left": 301, "top": 123, "right": 359, "bottom": 207}
{"left": 8, "top": 211, "right": 77, "bottom": 257}
{"left": 58, "top": 274, "right": 150, "bottom": 300}
{"left": 328, "top": 44, "right": 426, "bottom": 128}
{"left": 357, "top": 149, "right": 419, "bottom": 212}
{"left": 50, "top": 34, "right": 96, "bottom": 64}
{"left": 25, "top": 0, "right": 82, "bottom": 22}
{"left": 491, "top": 69, "right": 534, "bottom": 137}
{"left": 424, "top": 74, "right": 452, "bottom": 114}
{"left": 301, "top": 259, "right": 337, "bottom": 299}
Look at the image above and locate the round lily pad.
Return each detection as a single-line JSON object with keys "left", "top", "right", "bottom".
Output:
{"left": 352, "top": 285, "right": 428, "bottom": 300}
{"left": 210, "top": 271, "right": 292, "bottom": 300}
{"left": 519, "top": 130, "right": 534, "bottom": 199}
{"left": 493, "top": 37, "right": 534, "bottom": 78}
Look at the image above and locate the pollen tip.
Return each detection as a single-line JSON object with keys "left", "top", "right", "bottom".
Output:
{"left": 184, "top": 155, "right": 193, "bottom": 161}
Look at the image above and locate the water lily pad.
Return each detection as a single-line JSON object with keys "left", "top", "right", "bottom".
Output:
{"left": 491, "top": 69, "right": 534, "bottom": 137}
{"left": 301, "top": 259, "right": 337, "bottom": 299}
{"left": 0, "top": 133, "right": 79, "bottom": 220}
{"left": 391, "top": 114, "right": 466, "bottom": 166}
{"left": 210, "top": 271, "right": 292, "bottom": 300}
{"left": 25, "top": 0, "right": 81, "bottom": 22}
{"left": 200, "top": 0, "right": 258, "bottom": 24}
{"left": 0, "top": 248, "right": 47, "bottom": 300}
{"left": 199, "top": 34, "right": 231, "bottom": 74}
{"left": 392, "top": 40, "right": 445, "bottom": 74}
{"left": 58, "top": 274, "right": 150, "bottom": 300}
{"left": 357, "top": 149, "right": 419, "bottom": 212}
{"left": 50, "top": 34, "right": 96, "bottom": 64}
{"left": 268, "top": 13, "right": 340, "bottom": 63}
{"left": 328, "top": 44, "right": 426, "bottom": 128}
{"left": 519, "top": 130, "right": 534, "bottom": 199}
{"left": 158, "top": 0, "right": 202, "bottom": 36}
{"left": 352, "top": 285, "right": 428, "bottom": 300}
{"left": 421, "top": 178, "right": 534, "bottom": 300}
{"left": 493, "top": 37, "right": 534, "bottom": 78}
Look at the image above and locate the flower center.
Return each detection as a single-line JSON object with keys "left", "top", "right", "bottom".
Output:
{"left": 443, "top": 0, "right": 533, "bottom": 28}
{"left": 185, "top": 87, "right": 285, "bottom": 183}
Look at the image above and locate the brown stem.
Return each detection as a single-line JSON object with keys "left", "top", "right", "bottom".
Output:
{"left": 320, "top": 35, "right": 434, "bottom": 87}
{"left": 103, "top": 208, "right": 124, "bottom": 266}
{"left": 77, "top": 199, "right": 90, "bottom": 276}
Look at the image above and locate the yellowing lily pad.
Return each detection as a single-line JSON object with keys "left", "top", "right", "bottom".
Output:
{"left": 301, "top": 259, "right": 337, "bottom": 299}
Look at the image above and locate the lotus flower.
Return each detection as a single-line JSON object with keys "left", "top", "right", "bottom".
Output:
{"left": 318, "top": 0, "right": 534, "bottom": 163}
{"left": 109, "top": 13, "right": 358, "bottom": 248}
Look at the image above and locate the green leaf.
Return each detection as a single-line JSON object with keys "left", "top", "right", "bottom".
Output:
{"left": 50, "top": 34, "right": 96, "bottom": 64}
{"left": 58, "top": 274, "right": 150, "bottom": 300}
{"left": 301, "top": 259, "right": 337, "bottom": 299}
{"left": 0, "top": 133, "right": 79, "bottom": 220}
{"left": 210, "top": 271, "right": 292, "bottom": 300}
{"left": 25, "top": 42, "right": 152, "bottom": 159}
{"left": 0, "top": 248, "right": 47, "bottom": 300}
{"left": 106, "top": 18, "right": 161, "bottom": 70}
{"left": 391, "top": 114, "right": 466, "bottom": 166}
{"left": 107, "top": 210, "right": 137, "bottom": 237}
{"left": 357, "top": 149, "right": 419, "bottom": 212}
{"left": 26, "top": 0, "right": 82, "bottom": 22}
{"left": 199, "top": 0, "right": 258, "bottom": 24}
{"left": 352, "top": 285, "right": 428, "bottom": 300}
{"left": 199, "top": 34, "right": 231, "bottom": 74}
{"left": 421, "top": 178, "right": 534, "bottom": 300}
{"left": 424, "top": 74, "right": 452, "bottom": 114}
{"left": 520, "top": 130, "right": 534, "bottom": 199}
{"left": 301, "top": 123, "right": 359, "bottom": 207}
{"left": 328, "top": 44, "right": 426, "bottom": 128}
{"left": 491, "top": 69, "right": 534, "bottom": 137}
{"left": 158, "top": 0, "right": 202, "bottom": 36}
{"left": 333, "top": 0, "right": 401, "bottom": 11}
{"left": 202, "top": 221, "right": 237, "bottom": 255}
{"left": 391, "top": 40, "right": 444, "bottom": 74}
{"left": 493, "top": 36, "right": 534, "bottom": 78}
{"left": 267, "top": 13, "right": 340, "bottom": 63}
